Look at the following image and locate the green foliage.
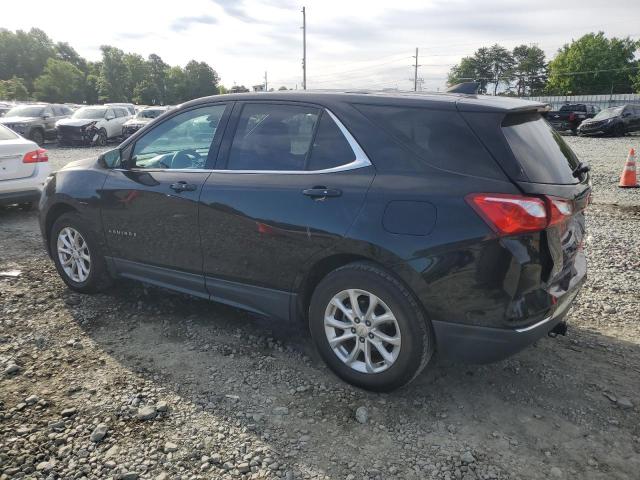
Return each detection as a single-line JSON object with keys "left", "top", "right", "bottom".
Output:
{"left": 0, "top": 76, "right": 30, "bottom": 100}
{"left": 546, "top": 32, "right": 639, "bottom": 95}
{"left": 512, "top": 45, "right": 547, "bottom": 95}
{"left": 34, "top": 58, "right": 85, "bottom": 103}
{"left": 0, "top": 28, "right": 221, "bottom": 104}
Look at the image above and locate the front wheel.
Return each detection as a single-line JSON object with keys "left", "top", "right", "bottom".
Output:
{"left": 94, "top": 129, "right": 107, "bottom": 146}
{"left": 50, "top": 213, "right": 112, "bottom": 293}
{"left": 309, "top": 262, "right": 434, "bottom": 391}
{"left": 613, "top": 124, "right": 626, "bottom": 137}
{"left": 30, "top": 129, "right": 45, "bottom": 146}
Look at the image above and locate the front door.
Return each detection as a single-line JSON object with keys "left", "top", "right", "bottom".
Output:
{"left": 100, "top": 103, "right": 230, "bottom": 296}
{"left": 199, "top": 102, "right": 375, "bottom": 316}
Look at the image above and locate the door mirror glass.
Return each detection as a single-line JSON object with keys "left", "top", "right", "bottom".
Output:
{"left": 99, "top": 148, "right": 121, "bottom": 168}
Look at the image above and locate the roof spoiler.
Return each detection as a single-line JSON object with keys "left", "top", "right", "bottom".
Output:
{"left": 446, "top": 82, "right": 480, "bottom": 94}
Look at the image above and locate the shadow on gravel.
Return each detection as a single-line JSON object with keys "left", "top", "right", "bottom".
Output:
{"left": 65, "top": 281, "right": 640, "bottom": 479}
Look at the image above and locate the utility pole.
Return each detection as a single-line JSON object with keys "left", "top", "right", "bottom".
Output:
{"left": 264, "top": 71, "right": 268, "bottom": 91}
{"left": 412, "top": 48, "right": 420, "bottom": 92}
{"left": 302, "top": 6, "right": 307, "bottom": 90}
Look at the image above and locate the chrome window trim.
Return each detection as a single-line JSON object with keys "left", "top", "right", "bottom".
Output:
{"left": 121, "top": 108, "right": 372, "bottom": 175}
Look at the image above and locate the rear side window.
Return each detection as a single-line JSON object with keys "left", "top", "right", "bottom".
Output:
{"left": 355, "top": 104, "right": 501, "bottom": 178}
{"left": 502, "top": 113, "right": 580, "bottom": 185}
{"left": 227, "top": 104, "right": 319, "bottom": 171}
{"left": 306, "top": 112, "right": 355, "bottom": 171}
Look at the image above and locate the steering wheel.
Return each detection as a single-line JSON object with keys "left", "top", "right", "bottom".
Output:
{"left": 170, "top": 149, "right": 202, "bottom": 169}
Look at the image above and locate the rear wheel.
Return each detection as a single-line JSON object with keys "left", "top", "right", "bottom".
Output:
{"left": 309, "top": 262, "right": 434, "bottom": 391}
{"left": 50, "top": 213, "right": 112, "bottom": 293}
{"left": 30, "top": 129, "right": 45, "bottom": 146}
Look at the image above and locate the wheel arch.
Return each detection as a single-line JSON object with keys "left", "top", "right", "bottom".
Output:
{"left": 44, "top": 202, "right": 79, "bottom": 255}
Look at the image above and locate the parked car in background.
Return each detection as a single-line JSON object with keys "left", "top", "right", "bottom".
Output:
{"left": 40, "top": 91, "right": 589, "bottom": 391}
{"left": 122, "top": 106, "right": 170, "bottom": 137}
{"left": 545, "top": 103, "right": 600, "bottom": 134}
{"left": 577, "top": 104, "right": 640, "bottom": 136}
{"left": 56, "top": 106, "right": 132, "bottom": 146}
{"left": 0, "top": 103, "right": 72, "bottom": 145}
{"left": 0, "top": 123, "right": 49, "bottom": 209}
{"left": 0, "top": 103, "right": 14, "bottom": 117}
{"left": 105, "top": 103, "right": 136, "bottom": 116}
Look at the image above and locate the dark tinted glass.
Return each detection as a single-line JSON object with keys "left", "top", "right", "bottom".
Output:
{"left": 227, "top": 104, "right": 319, "bottom": 171}
{"left": 355, "top": 104, "right": 501, "bottom": 178}
{"left": 306, "top": 113, "right": 354, "bottom": 171}
{"left": 502, "top": 113, "right": 580, "bottom": 185}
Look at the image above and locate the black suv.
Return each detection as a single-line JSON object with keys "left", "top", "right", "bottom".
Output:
{"left": 577, "top": 104, "right": 640, "bottom": 136}
{"left": 39, "top": 92, "right": 589, "bottom": 391}
{"left": 0, "top": 103, "right": 73, "bottom": 145}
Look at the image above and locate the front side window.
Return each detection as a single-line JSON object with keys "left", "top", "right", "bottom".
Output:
{"left": 227, "top": 103, "right": 319, "bottom": 171}
{"left": 132, "top": 104, "right": 226, "bottom": 170}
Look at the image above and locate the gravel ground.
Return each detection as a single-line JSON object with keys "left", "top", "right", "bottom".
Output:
{"left": 1, "top": 136, "right": 639, "bottom": 480}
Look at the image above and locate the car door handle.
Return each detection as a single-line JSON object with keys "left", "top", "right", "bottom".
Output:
{"left": 170, "top": 181, "right": 197, "bottom": 192}
{"left": 302, "top": 187, "right": 342, "bottom": 199}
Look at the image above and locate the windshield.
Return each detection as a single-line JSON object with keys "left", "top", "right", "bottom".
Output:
{"left": 137, "top": 109, "right": 164, "bottom": 119}
{"left": 6, "top": 106, "right": 45, "bottom": 117}
{"left": 73, "top": 107, "right": 106, "bottom": 120}
{"left": 593, "top": 107, "right": 623, "bottom": 121}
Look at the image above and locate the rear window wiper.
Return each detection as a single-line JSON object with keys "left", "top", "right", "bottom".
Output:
{"left": 572, "top": 162, "right": 590, "bottom": 178}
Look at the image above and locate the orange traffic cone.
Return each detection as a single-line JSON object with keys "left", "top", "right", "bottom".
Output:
{"left": 619, "top": 148, "right": 639, "bottom": 188}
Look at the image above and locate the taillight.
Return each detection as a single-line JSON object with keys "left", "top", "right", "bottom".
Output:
{"left": 22, "top": 148, "right": 48, "bottom": 163}
{"left": 466, "top": 193, "right": 577, "bottom": 236}
{"left": 569, "top": 112, "right": 576, "bottom": 121}
{"left": 546, "top": 197, "right": 573, "bottom": 226}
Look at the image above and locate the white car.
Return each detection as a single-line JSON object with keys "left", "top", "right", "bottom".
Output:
{"left": 56, "top": 106, "right": 132, "bottom": 146}
{"left": 0, "top": 123, "right": 50, "bottom": 209}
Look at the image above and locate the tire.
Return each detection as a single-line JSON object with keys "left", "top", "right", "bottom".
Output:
{"left": 49, "top": 213, "right": 112, "bottom": 293}
{"left": 30, "top": 129, "right": 45, "bottom": 146}
{"left": 613, "top": 124, "right": 626, "bottom": 137}
{"left": 309, "top": 261, "right": 434, "bottom": 392}
{"left": 94, "top": 129, "right": 107, "bottom": 146}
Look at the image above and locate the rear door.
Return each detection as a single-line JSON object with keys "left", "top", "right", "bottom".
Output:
{"left": 199, "top": 101, "right": 375, "bottom": 314}
{"left": 100, "top": 103, "right": 231, "bottom": 295}
{"left": 0, "top": 126, "right": 36, "bottom": 181}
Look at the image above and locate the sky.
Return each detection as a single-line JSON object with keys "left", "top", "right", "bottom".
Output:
{"left": 3, "top": 0, "right": 640, "bottom": 91}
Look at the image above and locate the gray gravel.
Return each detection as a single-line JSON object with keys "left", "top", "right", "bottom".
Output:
{"left": 1, "top": 136, "right": 639, "bottom": 480}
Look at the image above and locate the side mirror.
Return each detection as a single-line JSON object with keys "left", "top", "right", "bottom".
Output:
{"left": 43, "top": 114, "right": 51, "bottom": 119}
{"left": 98, "top": 148, "right": 121, "bottom": 169}
{"left": 106, "top": 114, "right": 115, "bottom": 121}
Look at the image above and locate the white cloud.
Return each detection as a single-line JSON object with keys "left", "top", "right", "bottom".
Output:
{"left": 3, "top": 0, "right": 640, "bottom": 91}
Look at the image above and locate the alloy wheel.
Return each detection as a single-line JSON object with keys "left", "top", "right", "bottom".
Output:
{"left": 324, "top": 289, "right": 401, "bottom": 374}
{"left": 57, "top": 227, "right": 91, "bottom": 283}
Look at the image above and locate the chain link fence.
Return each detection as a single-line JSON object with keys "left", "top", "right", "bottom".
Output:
{"left": 520, "top": 94, "right": 640, "bottom": 110}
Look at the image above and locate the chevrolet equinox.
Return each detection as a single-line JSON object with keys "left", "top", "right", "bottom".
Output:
{"left": 39, "top": 92, "right": 589, "bottom": 391}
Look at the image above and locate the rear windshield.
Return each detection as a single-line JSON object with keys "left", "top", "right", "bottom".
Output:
{"left": 502, "top": 113, "right": 580, "bottom": 184}
{"left": 559, "top": 104, "right": 585, "bottom": 112}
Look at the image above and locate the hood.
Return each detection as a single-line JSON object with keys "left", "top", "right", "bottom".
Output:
{"left": 60, "top": 156, "right": 99, "bottom": 171}
{"left": 0, "top": 116, "right": 38, "bottom": 124}
{"left": 124, "top": 118, "right": 152, "bottom": 126}
{"left": 56, "top": 118, "right": 98, "bottom": 127}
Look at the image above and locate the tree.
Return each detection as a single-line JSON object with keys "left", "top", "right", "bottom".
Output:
{"left": 133, "top": 79, "right": 161, "bottom": 105}
{"left": 33, "top": 58, "right": 84, "bottom": 103}
{"left": 55, "top": 42, "right": 87, "bottom": 73}
{"left": 183, "top": 60, "right": 220, "bottom": 100}
{"left": 147, "top": 54, "right": 169, "bottom": 104}
{"left": 229, "top": 85, "right": 249, "bottom": 93}
{"left": 447, "top": 48, "right": 492, "bottom": 93}
{"left": 546, "top": 32, "right": 639, "bottom": 95}
{"left": 487, "top": 44, "right": 515, "bottom": 95}
{"left": 512, "top": 45, "right": 546, "bottom": 96}
{"left": 0, "top": 76, "right": 29, "bottom": 100}
{"left": 278, "top": 85, "right": 288, "bottom": 91}
{"left": 124, "top": 53, "right": 149, "bottom": 100}
{"left": 98, "top": 46, "right": 130, "bottom": 102}
{"left": 84, "top": 74, "right": 100, "bottom": 104}
{"left": 0, "top": 28, "right": 55, "bottom": 90}
{"left": 165, "top": 66, "right": 187, "bottom": 104}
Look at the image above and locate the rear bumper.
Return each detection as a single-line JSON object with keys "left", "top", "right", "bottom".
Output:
{"left": 0, "top": 189, "right": 41, "bottom": 206}
{"left": 433, "top": 283, "right": 582, "bottom": 363}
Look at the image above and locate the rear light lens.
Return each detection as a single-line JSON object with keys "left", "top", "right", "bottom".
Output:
{"left": 22, "top": 148, "right": 48, "bottom": 163}
{"left": 569, "top": 112, "right": 576, "bottom": 121}
{"left": 466, "top": 193, "right": 578, "bottom": 236}
{"left": 547, "top": 197, "right": 573, "bottom": 226}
